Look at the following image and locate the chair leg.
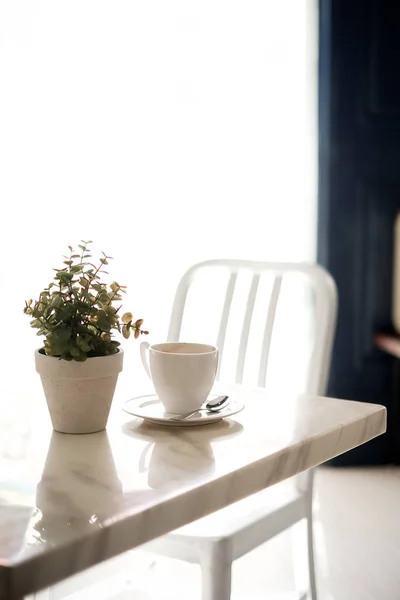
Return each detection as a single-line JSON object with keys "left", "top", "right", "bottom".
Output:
{"left": 200, "top": 542, "right": 232, "bottom": 600}
{"left": 307, "top": 514, "right": 318, "bottom": 600}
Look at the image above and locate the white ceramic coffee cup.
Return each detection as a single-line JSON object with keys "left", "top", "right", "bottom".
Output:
{"left": 140, "top": 342, "right": 219, "bottom": 414}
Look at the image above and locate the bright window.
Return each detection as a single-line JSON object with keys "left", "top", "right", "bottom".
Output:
{"left": 0, "top": 1, "right": 317, "bottom": 391}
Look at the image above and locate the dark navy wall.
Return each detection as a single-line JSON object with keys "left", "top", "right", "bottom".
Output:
{"left": 318, "top": 0, "right": 400, "bottom": 464}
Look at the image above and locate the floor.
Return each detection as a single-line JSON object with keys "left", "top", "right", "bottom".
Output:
{"left": 50, "top": 466, "right": 400, "bottom": 600}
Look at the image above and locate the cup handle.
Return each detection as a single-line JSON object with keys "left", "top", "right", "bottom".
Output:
{"left": 140, "top": 341, "right": 151, "bottom": 379}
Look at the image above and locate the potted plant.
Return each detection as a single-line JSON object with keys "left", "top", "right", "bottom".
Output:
{"left": 24, "top": 240, "right": 148, "bottom": 434}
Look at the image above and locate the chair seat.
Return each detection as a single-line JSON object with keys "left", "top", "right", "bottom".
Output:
{"left": 145, "top": 478, "right": 306, "bottom": 565}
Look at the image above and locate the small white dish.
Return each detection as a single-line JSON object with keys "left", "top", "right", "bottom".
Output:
{"left": 122, "top": 394, "right": 244, "bottom": 427}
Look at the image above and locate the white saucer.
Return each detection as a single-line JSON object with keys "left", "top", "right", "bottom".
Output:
{"left": 122, "top": 394, "right": 244, "bottom": 427}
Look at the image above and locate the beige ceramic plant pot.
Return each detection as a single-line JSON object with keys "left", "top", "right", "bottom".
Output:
{"left": 35, "top": 349, "right": 124, "bottom": 434}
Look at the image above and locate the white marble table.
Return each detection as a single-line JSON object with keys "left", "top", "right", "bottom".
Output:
{"left": 0, "top": 386, "right": 386, "bottom": 599}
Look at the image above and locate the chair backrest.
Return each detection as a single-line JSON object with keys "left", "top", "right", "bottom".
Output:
{"left": 167, "top": 259, "right": 338, "bottom": 398}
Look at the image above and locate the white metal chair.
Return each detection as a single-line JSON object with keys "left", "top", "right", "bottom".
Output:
{"left": 144, "top": 259, "right": 338, "bottom": 600}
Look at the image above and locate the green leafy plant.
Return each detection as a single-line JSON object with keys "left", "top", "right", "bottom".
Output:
{"left": 23, "top": 241, "right": 148, "bottom": 361}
